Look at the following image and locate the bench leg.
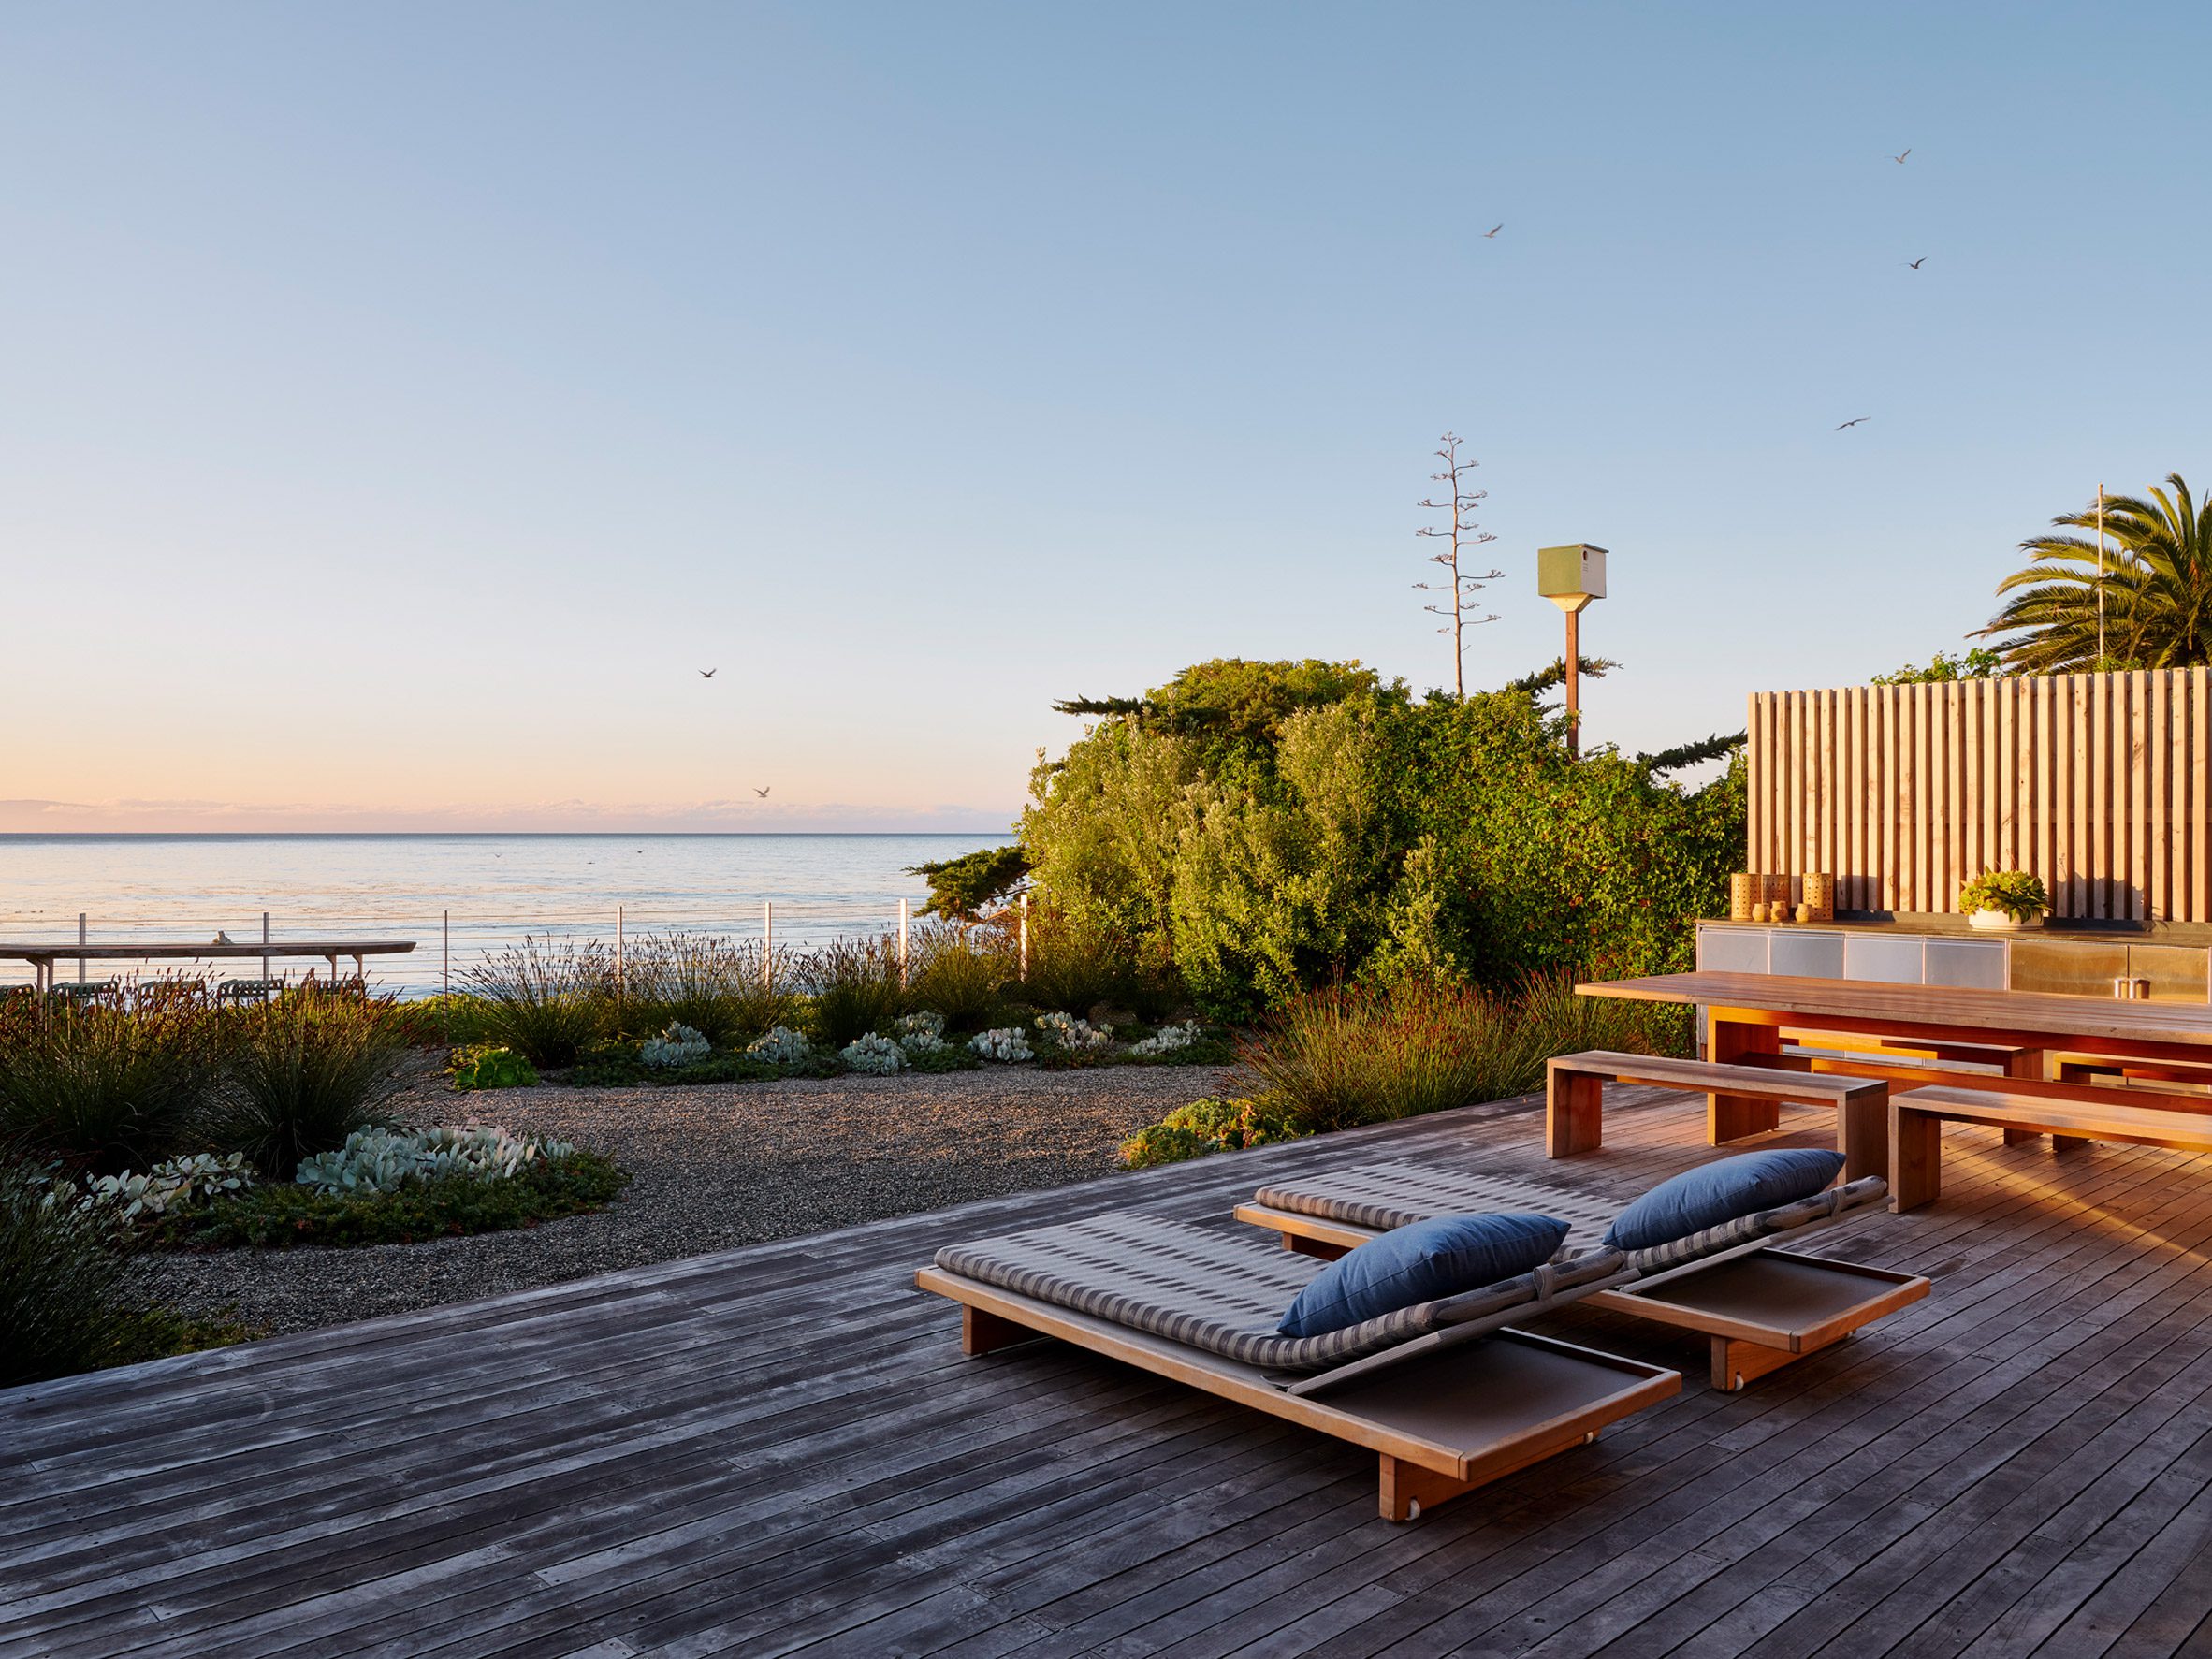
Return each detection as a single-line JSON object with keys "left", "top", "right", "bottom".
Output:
{"left": 1548, "top": 1069, "right": 1604, "bottom": 1157}
{"left": 2001, "top": 1050, "right": 2049, "bottom": 1146}
{"left": 1708, "top": 1016, "right": 1782, "bottom": 1143}
{"left": 1891, "top": 1104, "right": 1942, "bottom": 1212}
{"left": 961, "top": 1305, "right": 1034, "bottom": 1357}
{"left": 1280, "top": 1233, "right": 1350, "bottom": 1261}
{"left": 1841, "top": 1091, "right": 1891, "bottom": 1185}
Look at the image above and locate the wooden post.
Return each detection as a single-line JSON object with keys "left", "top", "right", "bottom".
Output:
{"left": 77, "top": 911, "right": 85, "bottom": 985}
{"left": 261, "top": 910, "right": 270, "bottom": 987}
{"left": 1564, "top": 609, "right": 1580, "bottom": 759}
{"left": 898, "top": 897, "right": 910, "bottom": 986}
{"left": 763, "top": 899, "right": 773, "bottom": 987}
{"left": 443, "top": 909, "right": 451, "bottom": 1041}
{"left": 1019, "top": 893, "right": 1030, "bottom": 981}
{"left": 616, "top": 905, "right": 625, "bottom": 1003}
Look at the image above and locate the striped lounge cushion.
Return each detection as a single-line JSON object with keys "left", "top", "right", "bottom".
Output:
{"left": 1252, "top": 1162, "right": 1890, "bottom": 1275}
{"left": 934, "top": 1211, "right": 1624, "bottom": 1374}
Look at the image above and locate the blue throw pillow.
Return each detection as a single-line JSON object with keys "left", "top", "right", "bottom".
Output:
{"left": 1277, "top": 1211, "right": 1568, "bottom": 1339}
{"left": 1604, "top": 1148, "right": 1846, "bottom": 1252}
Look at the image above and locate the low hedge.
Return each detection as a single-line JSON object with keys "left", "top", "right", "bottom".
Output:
{"left": 157, "top": 1151, "right": 631, "bottom": 1249}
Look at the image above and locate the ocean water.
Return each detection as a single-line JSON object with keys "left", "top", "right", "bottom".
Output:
{"left": 0, "top": 833, "right": 1015, "bottom": 997}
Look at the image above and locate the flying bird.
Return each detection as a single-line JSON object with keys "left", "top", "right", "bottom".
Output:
{"left": 698, "top": 668, "right": 717, "bottom": 678}
{"left": 1484, "top": 223, "right": 1503, "bottom": 239}
{"left": 753, "top": 786, "right": 771, "bottom": 799}
{"left": 1906, "top": 257, "right": 1927, "bottom": 269}
{"left": 1836, "top": 417, "right": 1870, "bottom": 429}
{"left": 1892, "top": 149, "right": 1911, "bottom": 164}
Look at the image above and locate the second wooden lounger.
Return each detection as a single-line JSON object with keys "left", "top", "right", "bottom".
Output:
{"left": 917, "top": 1210, "right": 1679, "bottom": 1521}
{"left": 1236, "top": 1163, "right": 1923, "bottom": 1391}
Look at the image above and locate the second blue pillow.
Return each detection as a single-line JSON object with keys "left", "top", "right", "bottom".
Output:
{"left": 1604, "top": 1148, "right": 1845, "bottom": 1252}
{"left": 1277, "top": 1211, "right": 1568, "bottom": 1338}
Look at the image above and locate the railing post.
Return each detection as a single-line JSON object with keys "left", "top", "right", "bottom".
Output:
{"left": 443, "top": 909, "right": 451, "bottom": 1041}
{"left": 78, "top": 911, "right": 86, "bottom": 984}
{"left": 1019, "top": 894, "right": 1029, "bottom": 982}
{"left": 898, "top": 897, "right": 910, "bottom": 986}
{"left": 763, "top": 899, "right": 773, "bottom": 988}
{"left": 261, "top": 910, "right": 270, "bottom": 987}
{"left": 617, "top": 905, "right": 626, "bottom": 1003}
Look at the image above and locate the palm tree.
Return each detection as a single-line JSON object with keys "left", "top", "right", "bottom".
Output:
{"left": 1977, "top": 474, "right": 2212, "bottom": 672}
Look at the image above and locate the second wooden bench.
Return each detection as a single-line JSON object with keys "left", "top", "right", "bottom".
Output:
{"left": 1548, "top": 1051, "right": 1892, "bottom": 1182}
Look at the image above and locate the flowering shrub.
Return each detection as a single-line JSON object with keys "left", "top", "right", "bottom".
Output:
{"left": 1128, "top": 1021, "right": 1203, "bottom": 1057}
{"left": 295, "top": 1126, "right": 576, "bottom": 1196}
{"left": 746, "top": 1026, "right": 814, "bottom": 1066}
{"left": 839, "top": 1033, "right": 909, "bottom": 1074}
{"left": 76, "top": 1153, "right": 255, "bottom": 1225}
{"left": 895, "top": 1010, "right": 946, "bottom": 1041}
{"left": 969, "top": 1026, "right": 1034, "bottom": 1063}
{"left": 1036, "top": 1011, "right": 1114, "bottom": 1054}
{"left": 640, "top": 1023, "right": 713, "bottom": 1069}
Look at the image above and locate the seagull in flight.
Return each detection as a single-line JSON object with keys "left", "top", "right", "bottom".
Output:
{"left": 698, "top": 668, "right": 717, "bottom": 678}
{"left": 1483, "top": 223, "right": 1503, "bottom": 239}
{"left": 753, "top": 786, "right": 771, "bottom": 799}
{"left": 1892, "top": 149, "right": 1912, "bottom": 164}
{"left": 1906, "top": 257, "right": 1927, "bottom": 269}
{"left": 1836, "top": 416, "right": 1870, "bottom": 429}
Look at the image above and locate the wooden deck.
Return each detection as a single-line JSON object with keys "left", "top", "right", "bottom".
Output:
{"left": 7, "top": 1085, "right": 2212, "bottom": 1657}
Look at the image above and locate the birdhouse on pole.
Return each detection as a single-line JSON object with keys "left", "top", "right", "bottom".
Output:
{"left": 1536, "top": 544, "right": 1608, "bottom": 757}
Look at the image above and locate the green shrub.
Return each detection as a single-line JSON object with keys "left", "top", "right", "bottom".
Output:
{"left": 905, "top": 924, "right": 1013, "bottom": 1031}
{"left": 0, "top": 993, "right": 222, "bottom": 1174}
{"left": 161, "top": 1150, "right": 631, "bottom": 1248}
{"left": 1019, "top": 912, "right": 1147, "bottom": 1019}
{"left": 1957, "top": 869, "right": 2050, "bottom": 921}
{"left": 1021, "top": 658, "right": 1742, "bottom": 1013}
{"left": 909, "top": 845, "right": 1030, "bottom": 919}
{"left": 807, "top": 936, "right": 908, "bottom": 1048}
{"left": 563, "top": 1042, "right": 781, "bottom": 1087}
{"left": 449, "top": 1045, "right": 541, "bottom": 1090}
{"left": 387, "top": 995, "right": 502, "bottom": 1047}
{"left": 205, "top": 989, "right": 406, "bottom": 1178}
{"left": 0, "top": 1161, "right": 253, "bottom": 1385}
{"left": 1244, "top": 969, "right": 1687, "bottom": 1138}
{"left": 618, "top": 934, "right": 801, "bottom": 1044}
{"left": 1118, "top": 1094, "right": 1300, "bottom": 1168}
{"left": 459, "top": 939, "right": 611, "bottom": 1068}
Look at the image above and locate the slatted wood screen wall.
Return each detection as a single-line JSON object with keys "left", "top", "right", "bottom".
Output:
{"left": 1747, "top": 669, "right": 2212, "bottom": 922}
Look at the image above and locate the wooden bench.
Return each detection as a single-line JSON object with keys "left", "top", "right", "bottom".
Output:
{"left": 1548, "top": 1051, "right": 1892, "bottom": 1182}
{"left": 1891, "top": 1084, "right": 2212, "bottom": 1212}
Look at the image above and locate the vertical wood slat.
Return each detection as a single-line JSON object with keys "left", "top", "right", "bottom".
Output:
{"left": 1742, "top": 669, "right": 2205, "bottom": 924}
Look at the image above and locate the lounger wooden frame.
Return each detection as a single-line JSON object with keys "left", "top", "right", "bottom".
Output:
{"left": 1231, "top": 1198, "right": 1927, "bottom": 1392}
{"left": 915, "top": 1266, "right": 1679, "bottom": 1521}
{"left": 1546, "top": 1050, "right": 1891, "bottom": 1181}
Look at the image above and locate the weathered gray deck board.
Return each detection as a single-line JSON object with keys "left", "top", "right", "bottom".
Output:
{"left": 7, "top": 1084, "right": 2212, "bottom": 1658}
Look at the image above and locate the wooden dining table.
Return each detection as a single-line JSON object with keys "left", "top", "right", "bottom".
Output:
{"left": 1577, "top": 970, "right": 2212, "bottom": 1143}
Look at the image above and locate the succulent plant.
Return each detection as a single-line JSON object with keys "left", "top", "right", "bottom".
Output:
{"left": 1036, "top": 1011, "right": 1114, "bottom": 1054}
{"left": 76, "top": 1152, "right": 255, "bottom": 1224}
{"left": 839, "top": 1032, "right": 908, "bottom": 1075}
{"left": 894, "top": 1010, "right": 946, "bottom": 1041}
{"left": 295, "top": 1126, "right": 575, "bottom": 1195}
{"left": 639, "top": 1023, "right": 713, "bottom": 1069}
{"left": 969, "top": 1026, "right": 1034, "bottom": 1064}
{"left": 1128, "top": 1021, "right": 1203, "bottom": 1057}
{"left": 745, "top": 1026, "right": 814, "bottom": 1066}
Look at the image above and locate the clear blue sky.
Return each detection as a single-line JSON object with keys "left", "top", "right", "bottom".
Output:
{"left": 5, "top": 2, "right": 2205, "bottom": 830}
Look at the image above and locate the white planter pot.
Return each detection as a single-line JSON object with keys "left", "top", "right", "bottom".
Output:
{"left": 1967, "top": 909, "right": 2045, "bottom": 932}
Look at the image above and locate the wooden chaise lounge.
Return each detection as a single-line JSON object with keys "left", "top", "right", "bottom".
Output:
{"left": 1235, "top": 1166, "right": 1924, "bottom": 1391}
{"left": 916, "top": 1211, "right": 1680, "bottom": 1521}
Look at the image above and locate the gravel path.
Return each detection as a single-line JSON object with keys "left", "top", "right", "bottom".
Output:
{"left": 143, "top": 1063, "right": 1230, "bottom": 1336}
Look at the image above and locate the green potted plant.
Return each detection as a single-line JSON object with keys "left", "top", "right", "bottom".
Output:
{"left": 1957, "top": 870, "right": 2051, "bottom": 932}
